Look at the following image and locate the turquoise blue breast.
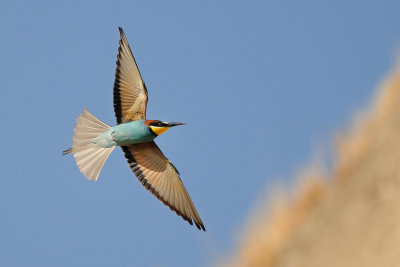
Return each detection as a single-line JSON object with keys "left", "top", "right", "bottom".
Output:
{"left": 111, "top": 120, "right": 156, "bottom": 146}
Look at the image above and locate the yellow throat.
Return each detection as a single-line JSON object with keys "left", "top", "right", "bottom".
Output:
{"left": 150, "top": 126, "right": 170, "bottom": 136}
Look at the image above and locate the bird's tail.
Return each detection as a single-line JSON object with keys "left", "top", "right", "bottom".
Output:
{"left": 63, "top": 108, "right": 115, "bottom": 181}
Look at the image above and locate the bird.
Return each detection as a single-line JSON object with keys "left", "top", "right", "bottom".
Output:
{"left": 63, "top": 27, "right": 205, "bottom": 231}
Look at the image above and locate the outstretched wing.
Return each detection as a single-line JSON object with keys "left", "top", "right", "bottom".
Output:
{"left": 113, "top": 27, "right": 148, "bottom": 124}
{"left": 121, "top": 142, "right": 205, "bottom": 231}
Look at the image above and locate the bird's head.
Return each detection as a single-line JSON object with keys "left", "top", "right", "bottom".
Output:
{"left": 145, "top": 120, "right": 186, "bottom": 136}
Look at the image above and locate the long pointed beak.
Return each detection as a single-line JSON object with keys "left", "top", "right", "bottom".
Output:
{"left": 167, "top": 122, "right": 186, "bottom": 127}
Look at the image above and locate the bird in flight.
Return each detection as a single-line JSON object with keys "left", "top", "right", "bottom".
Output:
{"left": 63, "top": 27, "right": 205, "bottom": 231}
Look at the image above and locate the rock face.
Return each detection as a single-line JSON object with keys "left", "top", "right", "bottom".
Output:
{"left": 222, "top": 63, "right": 400, "bottom": 267}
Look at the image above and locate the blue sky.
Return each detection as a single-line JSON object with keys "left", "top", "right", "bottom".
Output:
{"left": 1, "top": 1, "right": 399, "bottom": 266}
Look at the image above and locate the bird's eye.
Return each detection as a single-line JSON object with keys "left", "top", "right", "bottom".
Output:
{"left": 152, "top": 121, "right": 164, "bottom": 127}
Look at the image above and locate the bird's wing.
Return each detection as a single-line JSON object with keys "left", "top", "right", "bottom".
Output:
{"left": 121, "top": 142, "right": 205, "bottom": 231}
{"left": 113, "top": 27, "right": 148, "bottom": 124}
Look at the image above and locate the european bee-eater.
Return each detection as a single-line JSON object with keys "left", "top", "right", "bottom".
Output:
{"left": 63, "top": 27, "right": 205, "bottom": 231}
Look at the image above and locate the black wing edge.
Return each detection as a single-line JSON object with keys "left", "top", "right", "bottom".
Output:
{"left": 121, "top": 145, "right": 206, "bottom": 231}
{"left": 113, "top": 27, "right": 147, "bottom": 124}
{"left": 113, "top": 28, "right": 125, "bottom": 124}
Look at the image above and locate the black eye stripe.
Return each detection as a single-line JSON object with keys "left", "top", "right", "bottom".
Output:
{"left": 151, "top": 121, "right": 166, "bottom": 127}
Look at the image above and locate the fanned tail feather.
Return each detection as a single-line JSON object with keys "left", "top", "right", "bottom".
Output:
{"left": 63, "top": 108, "right": 115, "bottom": 181}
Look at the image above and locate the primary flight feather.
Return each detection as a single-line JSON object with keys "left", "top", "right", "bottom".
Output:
{"left": 63, "top": 27, "right": 205, "bottom": 231}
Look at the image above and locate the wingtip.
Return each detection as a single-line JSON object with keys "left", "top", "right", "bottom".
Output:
{"left": 118, "top": 26, "right": 124, "bottom": 35}
{"left": 197, "top": 223, "right": 206, "bottom": 231}
{"left": 188, "top": 216, "right": 205, "bottom": 231}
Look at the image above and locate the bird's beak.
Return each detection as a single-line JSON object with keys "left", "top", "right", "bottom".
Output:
{"left": 167, "top": 122, "right": 186, "bottom": 127}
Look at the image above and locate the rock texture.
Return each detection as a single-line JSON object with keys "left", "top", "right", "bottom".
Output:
{"left": 222, "top": 62, "right": 400, "bottom": 267}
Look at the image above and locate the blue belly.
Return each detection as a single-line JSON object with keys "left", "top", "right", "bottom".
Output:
{"left": 93, "top": 120, "right": 156, "bottom": 148}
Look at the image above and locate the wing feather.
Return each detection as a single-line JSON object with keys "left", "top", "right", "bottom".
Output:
{"left": 113, "top": 27, "right": 148, "bottom": 124}
{"left": 121, "top": 142, "right": 205, "bottom": 231}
